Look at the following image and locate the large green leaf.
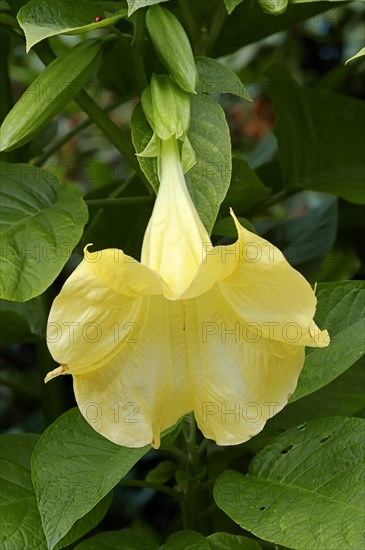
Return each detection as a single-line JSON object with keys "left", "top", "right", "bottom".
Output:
{"left": 214, "top": 417, "right": 365, "bottom": 549}
{"left": 127, "top": 0, "right": 170, "bottom": 16}
{"left": 186, "top": 94, "right": 232, "bottom": 233}
{"left": 268, "top": 70, "right": 365, "bottom": 204}
{"left": 195, "top": 57, "right": 251, "bottom": 101}
{"left": 0, "top": 39, "right": 103, "bottom": 151}
{"left": 207, "top": 532, "right": 262, "bottom": 549}
{"left": 131, "top": 93, "right": 232, "bottom": 234}
{"left": 32, "top": 408, "right": 149, "bottom": 550}
{"left": 292, "top": 281, "right": 365, "bottom": 401}
{"left": 163, "top": 530, "right": 210, "bottom": 549}
{"left": 0, "top": 434, "right": 46, "bottom": 550}
{"left": 0, "top": 434, "right": 110, "bottom": 550}
{"left": 18, "top": 1, "right": 127, "bottom": 51}
{"left": 0, "top": 164, "right": 88, "bottom": 302}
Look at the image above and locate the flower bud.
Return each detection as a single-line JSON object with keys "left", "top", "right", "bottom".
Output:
{"left": 146, "top": 5, "right": 198, "bottom": 94}
{"left": 141, "top": 74, "right": 190, "bottom": 141}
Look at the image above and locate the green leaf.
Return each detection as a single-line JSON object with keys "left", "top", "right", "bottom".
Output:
{"left": 222, "top": 0, "right": 246, "bottom": 14}
{"left": 268, "top": 70, "right": 365, "bottom": 204}
{"left": 127, "top": 0, "right": 170, "bottom": 16}
{"left": 207, "top": 532, "right": 262, "bottom": 550}
{"left": 221, "top": 157, "right": 270, "bottom": 215}
{"left": 0, "top": 295, "right": 46, "bottom": 344}
{"left": 185, "top": 94, "right": 232, "bottom": 233}
{"left": 75, "top": 529, "right": 159, "bottom": 549}
{"left": 195, "top": 56, "right": 251, "bottom": 101}
{"left": 131, "top": 102, "right": 159, "bottom": 185}
{"left": 214, "top": 417, "right": 365, "bottom": 550}
{"left": 131, "top": 93, "right": 231, "bottom": 233}
{"left": 163, "top": 530, "right": 210, "bottom": 549}
{"left": 0, "top": 434, "right": 46, "bottom": 550}
{"left": 0, "top": 39, "right": 103, "bottom": 151}
{"left": 258, "top": 0, "right": 289, "bottom": 15}
{"left": 0, "top": 434, "right": 110, "bottom": 550}
{"left": 17, "top": 0, "right": 127, "bottom": 51}
{"left": 0, "top": 164, "right": 88, "bottom": 302}
{"left": 346, "top": 47, "right": 365, "bottom": 64}
{"left": 292, "top": 281, "right": 365, "bottom": 401}
{"left": 32, "top": 408, "right": 149, "bottom": 550}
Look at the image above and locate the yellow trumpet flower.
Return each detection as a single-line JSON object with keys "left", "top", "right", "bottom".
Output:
{"left": 45, "top": 138, "right": 329, "bottom": 449}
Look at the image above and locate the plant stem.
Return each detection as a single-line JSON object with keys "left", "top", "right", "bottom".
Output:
{"left": 119, "top": 479, "right": 183, "bottom": 500}
{"left": 180, "top": 414, "right": 202, "bottom": 530}
{"left": 74, "top": 90, "right": 141, "bottom": 174}
{"left": 33, "top": 41, "right": 150, "bottom": 189}
{"left": 32, "top": 99, "right": 125, "bottom": 166}
{"left": 132, "top": 9, "right": 148, "bottom": 94}
{"left": 86, "top": 196, "right": 153, "bottom": 208}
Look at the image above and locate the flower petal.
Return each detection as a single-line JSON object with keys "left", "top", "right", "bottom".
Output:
{"left": 186, "top": 286, "right": 305, "bottom": 445}
{"left": 141, "top": 138, "right": 211, "bottom": 298}
{"left": 47, "top": 248, "right": 162, "bottom": 376}
{"left": 219, "top": 212, "right": 329, "bottom": 347}
{"left": 73, "top": 296, "right": 192, "bottom": 448}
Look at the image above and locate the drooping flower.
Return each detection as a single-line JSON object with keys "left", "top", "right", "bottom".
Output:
{"left": 45, "top": 137, "right": 329, "bottom": 449}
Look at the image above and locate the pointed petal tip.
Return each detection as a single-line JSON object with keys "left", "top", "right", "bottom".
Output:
{"left": 44, "top": 364, "right": 68, "bottom": 384}
{"left": 83, "top": 243, "right": 94, "bottom": 255}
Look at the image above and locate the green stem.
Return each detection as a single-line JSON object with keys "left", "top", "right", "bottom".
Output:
{"left": 132, "top": 9, "right": 148, "bottom": 94}
{"left": 86, "top": 196, "right": 153, "bottom": 208}
{"left": 33, "top": 41, "right": 150, "bottom": 189}
{"left": 180, "top": 414, "right": 201, "bottom": 530}
{"left": 75, "top": 90, "right": 143, "bottom": 176}
{"left": 119, "top": 479, "right": 183, "bottom": 500}
{"left": 32, "top": 99, "right": 125, "bottom": 166}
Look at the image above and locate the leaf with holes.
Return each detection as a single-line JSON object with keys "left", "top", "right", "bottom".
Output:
{"left": 214, "top": 417, "right": 365, "bottom": 550}
{"left": 0, "top": 164, "right": 88, "bottom": 302}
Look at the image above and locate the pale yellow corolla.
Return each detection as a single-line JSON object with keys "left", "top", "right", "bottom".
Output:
{"left": 46, "top": 138, "right": 329, "bottom": 448}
